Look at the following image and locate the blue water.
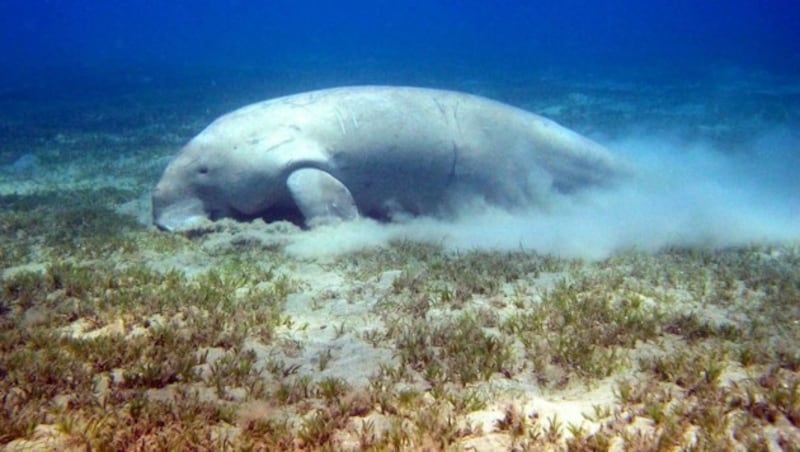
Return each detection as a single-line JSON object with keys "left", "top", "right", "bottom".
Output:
{"left": 2, "top": 0, "right": 798, "bottom": 87}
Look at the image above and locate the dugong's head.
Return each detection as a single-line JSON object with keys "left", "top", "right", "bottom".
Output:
{"left": 152, "top": 115, "right": 302, "bottom": 231}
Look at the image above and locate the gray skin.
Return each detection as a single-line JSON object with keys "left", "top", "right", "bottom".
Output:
{"left": 153, "top": 86, "right": 624, "bottom": 231}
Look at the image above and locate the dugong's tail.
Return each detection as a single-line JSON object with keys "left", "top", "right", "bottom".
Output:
{"left": 527, "top": 117, "right": 627, "bottom": 194}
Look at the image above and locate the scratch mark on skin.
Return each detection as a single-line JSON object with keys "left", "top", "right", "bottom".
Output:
{"left": 333, "top": 107, "right": 347, "bottom": 135}
{"left": 452, "top": 101, "right": 462, "bottom": 136}
{"left": 447, "top": 143, "right": 459, "bottom": 186}
{"left": 264, "top": 137, "right": 294, "bottom": 152}
{"left": 433, "top": 98, "right": 448, "bottom": 118}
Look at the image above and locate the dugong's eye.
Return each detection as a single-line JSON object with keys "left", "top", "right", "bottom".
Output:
{"left": 197, "top": 166, "right": 209, "bottom": 175}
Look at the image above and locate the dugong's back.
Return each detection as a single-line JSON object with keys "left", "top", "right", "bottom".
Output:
{"left": 223, "top": 86, "right": 620, "bottom": 206}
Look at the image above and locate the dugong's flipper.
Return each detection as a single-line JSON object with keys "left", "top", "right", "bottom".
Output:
{"left": 287, "top": 168, "right": 359, "bottom": 227}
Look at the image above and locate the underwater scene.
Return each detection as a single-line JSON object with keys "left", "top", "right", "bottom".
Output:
{"left": 1, "top": 1, "right": 799, "bottom": 450}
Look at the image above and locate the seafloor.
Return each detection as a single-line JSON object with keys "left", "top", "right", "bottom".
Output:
{"left": 1, "top": 68, "right": 799, "bottom": 450}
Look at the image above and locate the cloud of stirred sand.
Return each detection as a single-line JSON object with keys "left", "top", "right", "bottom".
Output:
{"left": 286, "top": 127, "right": 799, "bottom": 260}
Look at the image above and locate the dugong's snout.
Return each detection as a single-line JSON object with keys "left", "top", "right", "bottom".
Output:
{"left": 152, "top": 185, "right": 208, "bottom": 232}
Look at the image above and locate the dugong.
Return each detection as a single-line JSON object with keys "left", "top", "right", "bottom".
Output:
{"left": 153, "top": 86, "right": 624, "bottom": 231}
